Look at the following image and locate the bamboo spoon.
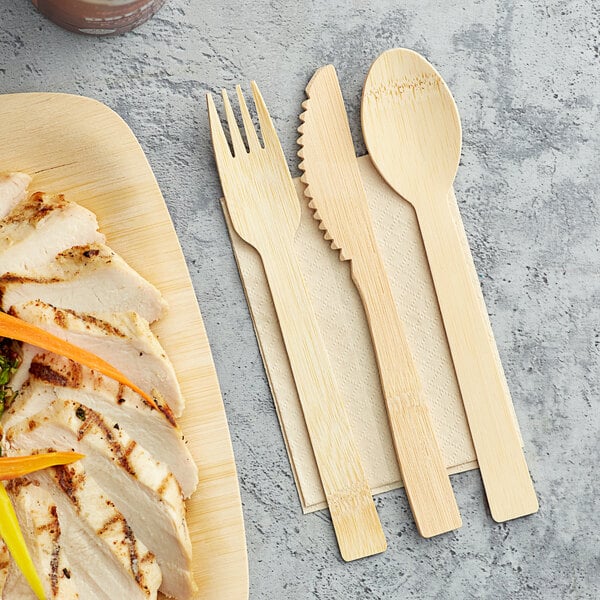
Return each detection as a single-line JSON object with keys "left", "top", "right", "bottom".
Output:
{"left": 361, "top": 48, "right": 538, "bottom": 522}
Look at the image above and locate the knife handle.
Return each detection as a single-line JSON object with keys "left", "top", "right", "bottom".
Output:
{"left": 261, "top": 241, "right": 387, "bottom": 561}
{"left": 351, "top": 251, "right": 462, "bottom": 537}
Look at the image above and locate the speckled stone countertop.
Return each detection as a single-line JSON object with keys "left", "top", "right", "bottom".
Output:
{"left": 1, "top": 1, "right": 599, "bottom": 598}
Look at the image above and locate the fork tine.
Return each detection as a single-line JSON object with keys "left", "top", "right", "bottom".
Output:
{"left": 206, "top": 93, "right": 232, "bottom": 164}
{"left": 250, "top": 81, "right": 280, "bottom": 150}
{"left": 221, "top": 89, "right": 247, "bottom": 157}
{"left": 236, "top": 85, "right": 262, "bottom": 151}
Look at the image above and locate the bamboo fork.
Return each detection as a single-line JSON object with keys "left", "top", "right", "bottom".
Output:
{"left": 206, "top": 82, "right": 386, "bottom": 561}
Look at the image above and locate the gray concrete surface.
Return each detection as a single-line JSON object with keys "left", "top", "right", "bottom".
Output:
{"left": 1, "top": 1, "right": 599, "bottom": 598}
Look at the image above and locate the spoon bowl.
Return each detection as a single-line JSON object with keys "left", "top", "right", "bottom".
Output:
{"left": 362, "top": 48, "right": 462, "bottom": 203}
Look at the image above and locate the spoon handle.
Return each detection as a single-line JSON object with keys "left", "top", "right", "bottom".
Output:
{"left": 351, "top": 251, "right": 462, "bottom": 537}
{"left": 417, "top": 188, "right": 538, "bottom": 522}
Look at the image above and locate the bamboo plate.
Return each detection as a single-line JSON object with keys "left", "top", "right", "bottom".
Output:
{"left": 0, "top": 92, "right": 249, "bottom": 600}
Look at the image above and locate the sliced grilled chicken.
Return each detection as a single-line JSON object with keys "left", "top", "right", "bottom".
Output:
{"left": 0, "top": 192, "right": 105, "bottom": 276}
{"left": 2, "top": 561, "right": 38, "bottom": 600}
{"left": 6, "top": 400, "right": 196, "bottom": 600}
{"left": 0, "top": 173, "right": 31, "bottom": 219}
{"left": 5, "top": 478, "right": 79, "bottom": 600}
{"left": 10, "top": 301, "right": 185, "bottom": 416}
{"left": 0, "top": 243, "right": 166, "bottom": 323}
{"left": 4, "top": 351, "right": 197, "bottom": 497}
{"left": 27, "top": 461, "right": 162, "bottom": 600}
{"left": 0, "top": 540, "right": 8, "bottom": 596}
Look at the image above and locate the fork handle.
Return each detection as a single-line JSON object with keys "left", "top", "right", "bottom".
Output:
{"left": 351, "top": 249, "right": 462, "bottom": 537}
{"left": 260, "top": 242, "right": 386, "bottom": 561}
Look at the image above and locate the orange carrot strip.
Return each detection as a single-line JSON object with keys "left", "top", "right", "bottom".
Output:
{"left": 0, "top": 311, "right": 159, "bottom": 410}
{"left": 0, "top": 452, "right": 85, "bottom": 480}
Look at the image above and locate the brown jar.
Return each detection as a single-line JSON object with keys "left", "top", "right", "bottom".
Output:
{"left": 32, "top": 0, "right": 167, "bottom": 35}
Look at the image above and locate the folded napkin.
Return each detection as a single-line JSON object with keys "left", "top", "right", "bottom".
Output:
{"left": 222, "top": 155, "right": 519, "bottom": 513}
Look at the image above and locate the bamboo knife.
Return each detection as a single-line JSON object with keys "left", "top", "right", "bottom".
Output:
{"left": 298, "top": 65, "right": 462, "bottom": 537}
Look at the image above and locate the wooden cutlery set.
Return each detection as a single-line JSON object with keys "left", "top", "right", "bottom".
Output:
{"left": 207, "top": 48, "right": 538, "bottom": 561}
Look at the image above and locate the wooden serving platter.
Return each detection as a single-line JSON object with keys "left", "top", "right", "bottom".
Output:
{"left": 0, "top": 93, "right": 249, "bottom": 600}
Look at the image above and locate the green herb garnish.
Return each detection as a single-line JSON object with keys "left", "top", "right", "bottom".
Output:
{"left": 0, "top": 344, "right": 20, "bottom": 419}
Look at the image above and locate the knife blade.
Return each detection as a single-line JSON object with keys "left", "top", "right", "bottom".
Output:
{"left": 297, "top": 64, "right": 462, "bottom": 537}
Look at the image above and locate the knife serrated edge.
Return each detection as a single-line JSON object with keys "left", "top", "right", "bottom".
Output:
{"left": 297, "top": 97, "right": 349, "bottom": 262}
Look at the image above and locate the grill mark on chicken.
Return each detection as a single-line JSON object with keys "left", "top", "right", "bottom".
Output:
{"left": 117, "top": 383, "right": 126, "bottom": 400}
{"left": 28, "top": 362, "right": 69, "bottom": 387}
{"left": 0, "top": 273, "right": 61, "bottom": 284}
{"left": 123, "top": 522, "right": 144, "bottom": 587}
{"left": 61, "top": 245, "right": 98, "bottom": 260}
{"left": 139, "top": 550, "right": 156, "bottom": 592}
{"left": 99, "top": 518, "right": 148, "bottom": 590}
{"left": 29, "top": 355, "right": 83, "bottom": 388}
{"left": 59, "top": 244, "right": 113, "bottom": 264}
{"left": 2, "top": 192, "right": 68, "bottom": 226}
{"left": 155, "top": 396, "right": 177, "bottom": 428}
{"left": 51, "top": 305, "right": 127, "bottom": 338}
{"left": 47, "top": 505, "right": 61, "bottom": 597}
{"left": 157, "top": 474, "right": 173, "bottom": 497}
{"left": 6, "top": 477, "right": 38, "bottom": 494}
{"left": 34, "top": 505, "right": 59, "bottom": 534}
{"left": 53, "top": 306, "right": 67, "bottom": 328}
{"left": 97, "top": 513, "right": 122, "bottom": 535}
{"left": 82, "top": 248, "right": 99, "bottom": 258}
{"left": 54, "top": 465, "right": 84, "bottom": 511}
{"left": 124, "top": 440, "right": 137, "bottom": 460}
{"left": 75, "top": 406, "right": 137, "bottom": 475}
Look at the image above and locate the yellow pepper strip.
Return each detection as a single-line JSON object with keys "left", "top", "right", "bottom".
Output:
{"left": 0, "top": 452, "right": 85, "bottom": 480}
{"left": 0, "top": 483, "right": 46, "bottom": 600}
{"left": 0, "top": 452, "right": 85, "bottom": 600}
